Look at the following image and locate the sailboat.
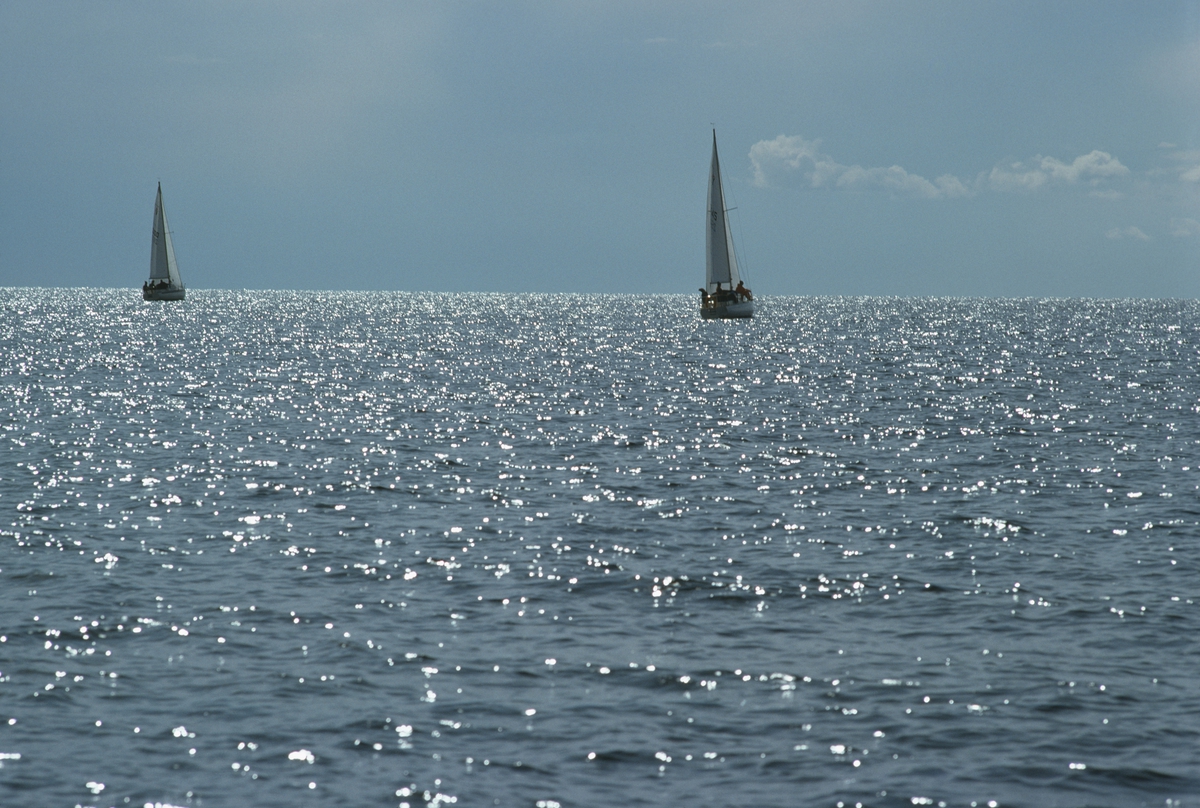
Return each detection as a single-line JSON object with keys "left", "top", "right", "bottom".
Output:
{"left": 701, "top": 131, "right": 754, "bottom": 319}
{"left": 142, "top": 182, "right": 186, "bottom": 301}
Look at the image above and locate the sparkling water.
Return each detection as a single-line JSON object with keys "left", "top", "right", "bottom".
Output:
{"left": 1, "top": 290, "right": 1197, "bottom": 807}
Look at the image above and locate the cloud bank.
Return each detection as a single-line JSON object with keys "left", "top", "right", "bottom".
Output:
{"left": 749, "top": 135, "right": 1129, "bottom": 199}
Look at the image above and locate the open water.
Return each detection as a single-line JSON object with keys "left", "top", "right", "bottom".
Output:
{"left": 1, "top": 289, "right": 1198, "bottom": 808}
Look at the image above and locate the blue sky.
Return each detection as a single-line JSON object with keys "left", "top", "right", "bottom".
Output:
{"left": 2, "top": 1, "right": 1198, "bottom": 296}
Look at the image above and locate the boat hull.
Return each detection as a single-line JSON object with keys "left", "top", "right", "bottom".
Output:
{"left": 143, "top": 286, "right": 185, "bottom": 301}
{"left": 701, "top": 300, "right": 754, "bottom": 319}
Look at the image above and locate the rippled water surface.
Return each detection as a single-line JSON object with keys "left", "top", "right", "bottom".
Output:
{"left": 2, "top": 290, "right": 1199, "bottom": 808}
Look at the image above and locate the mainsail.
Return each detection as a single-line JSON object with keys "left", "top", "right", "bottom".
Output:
{"left": 705, "top": 132, "right": 742, "bottom": 293}
{"left": 149, "top": 183, "right": 183, "bottom": 290}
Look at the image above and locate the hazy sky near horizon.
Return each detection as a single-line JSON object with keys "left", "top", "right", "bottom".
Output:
{"left": 2, "top": 1, "right": 1198, "bottom": 296}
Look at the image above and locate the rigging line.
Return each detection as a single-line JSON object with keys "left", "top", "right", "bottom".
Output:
{"left": 731, "top": 204, "right": 750, "bottom": 283}
{"left": 723, "top": 168, "right": 751, "bottom": 283}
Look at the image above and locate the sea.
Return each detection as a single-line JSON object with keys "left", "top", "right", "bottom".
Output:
{"left": 1, "top": 289, "right": 1197, "bottom": 808}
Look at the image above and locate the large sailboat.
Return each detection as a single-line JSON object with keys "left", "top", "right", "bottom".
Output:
{"left": 142, "top": 183, "right": 185, "bottom": 301}
{"left": 701, "top": 131, "right": 754, "bottom": 319}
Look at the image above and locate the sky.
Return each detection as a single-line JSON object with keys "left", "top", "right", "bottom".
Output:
{"left": 2, "top": 1, "right": 1198, "bottom": 297}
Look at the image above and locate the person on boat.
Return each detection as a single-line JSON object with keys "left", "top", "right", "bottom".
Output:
{"left": 735, "top": 281, "right": 753, "bottom": 301}
{"left": 699, "top": 288, "right": 710, "bottom": 306}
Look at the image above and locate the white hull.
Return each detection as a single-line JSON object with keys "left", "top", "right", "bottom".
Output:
{"left": 701, "top": 300, "right": 754, "bottom": 319}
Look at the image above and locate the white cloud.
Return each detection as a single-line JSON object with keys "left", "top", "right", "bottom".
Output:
{"left": 836, "top": 164, "right": 971, "bottom": 199}
{"left": 750, "top": 135, "right": 1127, "bottom": 200}
{"left": 985, "top": 163, "right": 1048, "bottom": 192}
{"left": 1106, "top": 226, "right": 1150, "bottom": 241}
{"left": 1171, "top": 218, "right": 1200, "bottom": 237}
{"left": 749, "top": 134, "right": 970, "bottom": 199}
{"left": 749, "top": 135, "right": 820, "bottom": 186}
{"left": 1041, "top": 150, "right": 1129, "bottom": 183}
{"left": 1156, "top": 149, "right": 1200, "bottom": 183}
{"left": 985, "top": 151, "right": 1128, "bottom": 192}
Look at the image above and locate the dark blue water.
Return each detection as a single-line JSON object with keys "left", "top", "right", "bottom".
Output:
{"left": 1, "top": 290, "right": 1198, "bottom": 808}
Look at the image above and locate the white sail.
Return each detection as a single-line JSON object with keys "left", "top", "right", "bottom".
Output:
{"left": 700, "top": 132, "right": 753, "bottom": 319}
{"left": 705, "top": 132, "right": 742, "bottom": 293}
{"left": 149, "top": 183, "right": 183, "bottom": 290}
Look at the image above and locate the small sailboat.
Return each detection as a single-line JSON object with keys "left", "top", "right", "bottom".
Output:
{"left": 701, "top": 131, "right": 754, "bottom": 319}
{"left": 142, "top": 183, "right": 185, "bottom": 301}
